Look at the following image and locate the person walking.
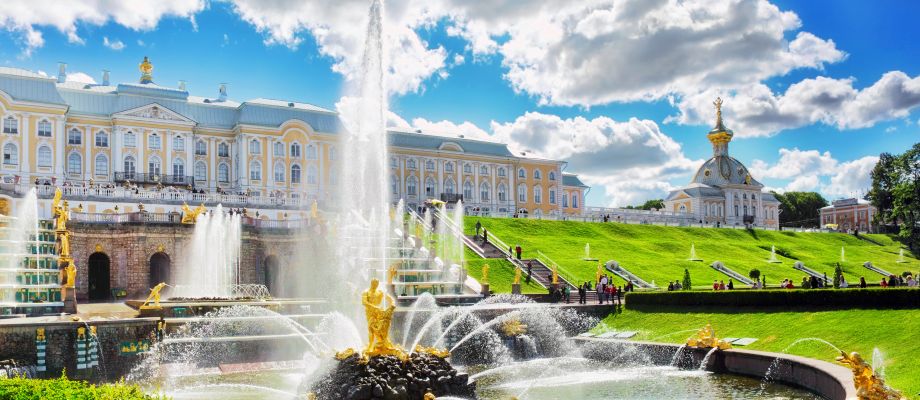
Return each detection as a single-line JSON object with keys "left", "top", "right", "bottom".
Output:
{"left": 475, "top": 220, "right": 482, "bottom": 238}
{"left": 481, "top": 229, "right": 488, "bottom": 245}
{"left": 563, "top": 285, "right": 570, "bottom": 304}
{"left": 525, "top": 261, "right": 533, "bottom": 284}
{"left": 597, "top": 283, "right": 604, "bottom": 305}
{"left": 515, "top": 245, "right": 522, "bottom": 260}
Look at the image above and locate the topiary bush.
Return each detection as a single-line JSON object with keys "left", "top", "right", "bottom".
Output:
{"left": 625, "top": 288, "right": 920, "bottom": 309}
{"left": 0, "top": 373, "right": 164, "bottom": 400}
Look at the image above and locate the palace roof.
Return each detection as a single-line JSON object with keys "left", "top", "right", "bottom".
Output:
{"left": 387, "top": 130, "right": 514, "bottom": 158}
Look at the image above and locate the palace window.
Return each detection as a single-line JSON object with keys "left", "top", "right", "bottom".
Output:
{"left": 123, "top": 156, "right": 136, "bottom": 177}
{"left": 218, "top": 142, "right": 229, "bottom": 157}
{"left": 68, "top": 128, "right": 82, "bottom": 145}
{"left": 2, "top": 117, "right": 17, "bottom": 134}
{"left": 445, "top": 162, "right": 454, "bottom": 173}
{"left": 95, "top": 154, "right": 108, "bottom": 176}
{"left": 680, "top": 204, "right": 687, "bottom": 213}
{"left": 218, "top": 163, "right": 230, "bottom": 183}
{"left": 517, "top": 184, "right": 527, "bottom": 202}
{"left": 444, "top": 178, "right": 455, "bottom": 195}
{"left": 274, "top": 142, "right": 284, "bottom": 157}
{"left": 518, "top": 168, "right": 525, "bottom": 178}
{"left": 3, "top": 143, "right": 18, "bottom": 165}
{"left": 195, "top": 161, "right": 207, "bottom": 182}
{"left": 498, "top": 167, "right": 506, "bottom": 177}
{"left": 464, "top": 163, "right": 472, "bottom": 174}
{"left": 67, "top": 153, "right": 81, "bottom": 174}
{"left": 249, "top": 161, "right": 261, "bottom": 181}
{"left": 95, "top": 131, "right": 109, "bottom": 147}
{"left": 173, "top": 136, "right": 185, "bottom": 151}
{"left": 463, "top": 181, "right": 473, "bottom": 199}
{"left": 307, "top": 166, "right": 317, "bottom": 185}
{"left": 549, "top": 189, "right": 556, "bottom": 204}
{"left": 291, "top": 164, "right": 302, "bottom": 184}
{"left": 480, "top": 165, "right": 489, "bottom": 175}
{"left": 533, "top": 185, "right": 542, "bottom": 203}
{"left": 249, "top": 139, "right": 261, "bottom": 154}
{"left": 306, "top": 144, "right": 317, "bottom": 160}
{"left": 571, "top": 194, "right": 578, "bottom": 208}
{"left": 480, "top": 182, "right": 490, "bottom": 202}
{"left": 498, "top": 183, "right": 507, "bottom": 202}
{"left": 37, "top": 146, "right": 52, "bottom": 168}
{"left": 549, "top": 171, "right": 556, "bottom": 181}
{"left": 290, "top": 143, "right": 301, "bottom": 158}
{"left": 407, "top": 177, "right": 418, "bottom": 196}
{"left": 407, "top": 159, "right": 417, "bottom": 169}
{"left": 173, "top": 158, "right": 185, "bottom": 178}
{"left": 426, "top": 160, "right": 435, "bottom": 171}
{"left": 196, "top": 140, "right": 207, "bottom": 155}
{"left": 752, "top": 206, "right": 757, "bottom": 217}
{"left": 425, "top": 178, "right": 436, "bottom": 196}
{"left": 148, "top": 157, "right": 162, "bottom": 175}
{"left": 734, "top": 204, "right": 739, "bottom": 217}
{"left": 391, "top": 175, "right": 399, "bottom": 195}
{"left": 563, "top": 193, "right": 569, "bottom": 207}
{"left": 149, "top": 134, "right": 161, "bottom": 150}
{"left": 534, "top": 170, "right": 542, "bottom": 180}
{"left": 37, "top": 120, "right": 52, "bottom": 137}
{"left": 329, "top": 146, "right": 337, "bottom": 161}
{"left": 273, "top": 162, "right": 285, "bottom": 182}
{"left": 124, "top": 131, "right": 136, "bottom": 147}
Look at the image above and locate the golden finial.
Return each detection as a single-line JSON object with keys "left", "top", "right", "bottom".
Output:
{"left": 139, "top": 56, "right": 154, "bottom": 84}
{"left": 713, "top": 97, "right": 723, "bottom": 127}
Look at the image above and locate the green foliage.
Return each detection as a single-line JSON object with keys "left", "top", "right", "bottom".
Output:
{"left": 0, "top": 373, "right": 164, "bottom": 400}
{"left": 748, "top": 268, "right": 761, "bottom": 280}
{"left": 772, "top": 191, "right": 828, "bottom": 228}
{"left": 624, "top": 288, "right": 920, "bottom": 309}
{"left": 868, "top": 144, "right": 920, "bottom": 256}
{"left": 833, "top": 263, "right": 843, "bottom": 288}
{"left": 681, "top": 268, "right": 692, "bottom": 290}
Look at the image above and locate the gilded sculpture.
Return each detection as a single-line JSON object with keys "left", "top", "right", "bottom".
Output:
{"left": 51, "top": 188, "right": 68, "bottom": 232}
{"left": 595, "top": 263, "right": 602, "bottom": 284}
{"left": 836, "top": 351, "right": 904, "bottom": 400}
{"left": 551, "top": 266, "right": 559, "bottom": 285}
{"left": 141, "top": 282, "right": 168, "bottom": 310}
{"left": 686, "top": 324, "right": 732, "bottom": 350}
{"left": 181, "top": 203, "right": 207, "bottom": 224}
{"left": 501, "top": 318, "right": 528, "bottom": 337}
{"left": 361, "top": 278, "right": 404, "bottom": 358}
{"left": 387, "top": 262, "right": 399, "bottom": 285}
{"left": 481, "top": 264, "right": 489, "bottom": 284}
{"left": 513, "top": 267, "right": 521, "bottom": 285}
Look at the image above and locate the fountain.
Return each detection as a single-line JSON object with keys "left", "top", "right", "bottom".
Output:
{"left": 896, "top": 249, "right": 907, "bottom": 263}
{"left": 767, "top": 245, "right": 781, "bottom": 263}
{"left": 173, "top": 205, "right": 242, "bottom": 298}
{"left": 688, "top": 244, "right": 702, "bottom": 261}
{"left": 582, "top": 243, "right": 597, "bottom": 261}
{"left": 841, "top": 246, "right": 846, "bottom": 262}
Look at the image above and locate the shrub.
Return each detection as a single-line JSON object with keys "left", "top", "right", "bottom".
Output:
{"left": 0, "top": 373, "right": 164, "bottom": 400}
{"left": 748, "top": 269, "right": 761, "bottom": 280}
{"left": 682, "top": 268, "right": 692, "bottom": 291}
{"left": 833, "top": 263, "right": 844, "bottom": 288}
{"left": 625, "top": 288, "right": 920, "bottom": 310}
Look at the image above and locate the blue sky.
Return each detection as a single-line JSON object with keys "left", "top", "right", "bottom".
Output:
{"left": 1, "top": 0, "right": 918, "bottom": 207}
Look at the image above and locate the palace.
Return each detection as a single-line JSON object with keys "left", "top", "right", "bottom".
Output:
{"left": 0, "top": 58, "right": 588, "bottom": 219}
{"left": 663, "top": 98, "right": 781, "bottom": 228}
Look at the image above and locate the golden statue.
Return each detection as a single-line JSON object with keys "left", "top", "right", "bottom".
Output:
{"left": 686, "top": 324, "right": 732, "bottom": 350}
{"left": 141, "top": 282, "right": 168, "bottom": 310}
{"left": 362, "top": 278, "right": 404, "bottom": 358}
{"left": 139, "top": 56, "right": 154, "bottom": 83}
{"left": 713, "top": 97, "right": 723, "bottom": 123}
{"left": 836, "top": 351, "right": 904, "bottom": 400}
{"left": 595, "top": 263, "right": 602, "bottom": 284}
{"left": 423, "top": 392, "right": 436, "bottom": 400}
{"left": 58, "top": 232, "right": 71, "bottom": 258}
{"left": 59, "top": 261, "right": 76, "bottom": 289}
{"left": 387, "top": 262, "right": 399, "bottom": 285}
{"left": 513, "top": 267, "right": 521, "bottom": 285}
{"left": 481, "top": 264, "right": 489, "bottom": 284}
{"left": 52, "top": 188, "right": 69, "bottom": 231}
{"left": 413, "top": 344, "right": 450, "bottom": 359}
{"left": 551, "top": 266, "right": 559, "bottom": 285}
{"left": 181, "top": 203, "right": 207, "bottom": 224}
{"left": 311, "top": 200, "right": 319, "bottom": 219}
{"left": 36, "top": 328, "right": 45, "bottom": 341}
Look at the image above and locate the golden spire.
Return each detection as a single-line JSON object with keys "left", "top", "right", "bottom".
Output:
{"left": 139, "top": 56, "right": 154, "bottom": 84}
{"left": 713, "top": 97, "right": 723, "bottom": 128}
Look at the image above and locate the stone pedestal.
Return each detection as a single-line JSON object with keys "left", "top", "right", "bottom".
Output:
{"left": 480, "top": 284, "right": 490, "bottom": 297}
{"left": 63, "top": 287, "right": 78, "bottom": 314}
{"left": 511, "top": 283, "right": 521, "bottom": 295}
{"left": 551, "top": 283, "right": 560, "bottom": 293}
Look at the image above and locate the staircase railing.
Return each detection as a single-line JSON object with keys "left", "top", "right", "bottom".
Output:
{"left": 605, "top": 261, "right": 655, "bottom": 289}
{"left": 535, "top": 250, "right": 578, "bottom": 287}
{"left": 428, "top": 207, "right": 489, "bottom": 258}
{"left": 863, "top": 261, "right": 894, "bottom": 277}
{"left": 710, "top": 261, "right": 755, "bottom": 285}
{"left": 793, "top": 262, "right": 827, "bottom": 282}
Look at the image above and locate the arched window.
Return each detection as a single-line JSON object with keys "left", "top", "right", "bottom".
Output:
{"left": 2, "top": 117, "right": 18, "bottom": 134}
{"left": 37, "top": 146, "right": 52, "bottom": 167}
{"left": 249, "top": 160, "right": 262, "bottom": 181}
{"left": 407, "top": 176, "right": 418, "bottom": 196}
{"left": 273, "top": 162, "right": 285, "bottom": 182}
{"left": 549, "top": 171, "right": 556, "bottom": 181}
{"left": 307, "top": 165, "right": 317, "bottom": 184}
{"left": 518, "top": 168, "right": 525, "bottom": 178}
{"left": 124, "top": 131, "right": 136, "bottom": 147}
{"left": 249, "top": 139, "right": 261, "bottom": 154}
{"left": 290, "top": 164, "right": 302, "bottom": 184}
{"left": 480, "top": 182, "right": 490, "bottom": 201}
{"left": 562, "top": 193, "right": 569, "bottom": 207}
{"left": 480, "top": 165, "right": 488, "bottom": 175}
{"left": 196, "top": 140, "right": 207, "bottom": 155}
{"left": 464, "top": 163, "right": 472, "bottom": 173}
{"left": 426, "top": 160, "right": 435, "bottom": 171}
{"left": 533, "top": 185, "right": 542, "bottom": 203}
{"left": 218, "top": 163, "right": 230, "bottom": 182}
{"left": 148, "top": 156, "right": 162, "bottom": 175}
{"left": 734, "top": 204, "right": 739, "bottom": 217}
{"left": 172, "top": 158, "right": 185, "bottom": 178}
{"left": 407, "top": 159, "right": 417, "bottom": 169}
{"left": 218, "top": 142, "right": 229, "bottom": 157}
{"left": 752, "top": 205, "right": 757, "bottom": 217}
{"left": 290, "top": 142, "right": 301, "bottom": 158}
{"left": 67, "top": 153, "right": 81, "bottom": 174}
{"left": 194, "top": 161, "right": 207, "bottom": 182}
{"left": 391, "top": 175, "right": 399, "bottom": 195}
{"left": 329, "top": 146, "right": 337, "bottom": 161}
{"left": 445, "top": 162, "right": 454, "bottom": 173}
{"left": 2, "top": 143, "right": 18, "bottom": 165}
{"left": 123, "top": 156, "right": 136, "bottom": 177}
{"left": 173, "top": 135, "right": 184, "bottom": 151}
{"left": 498, "top": 167, "right": 506, "bottom": 177}
{"left": 549, "top": 188, "right": 556, "bottom": 204}
{"left": 94, "top": 154, "right": 108, "bottom": 176}
{"left": 37, "top": 120, "right": 52, "bottom": 137}
{"left": 68, "top": 128, "right": 81, "bottom": 145}
{"left": 425, "top": 177, "right": 436, "bottom": 196}
{"left": 571, "top": 194, "right": 578, "bottom": 208}
{"left": 517, "top": 184, "right": 527, "bottom": 202}
{"left": 444, "top": 178, "right": 455, "bottom": 195}
{"left": 149, "top": 133, "right": 161, "bottom": 149}
{"left": 463, "top": 181, "right": 473, "bottom": 199}
{"left": 534, "top": 170, "right": 542, "bottom": 180}
{"left": 498, "top": 183, "right": 507, "bottom": 202}
{"left": 273, "top": 142, "right": 284, "bottom": 157}
{"left": 306, "top": 144, "right": 317, "bottom": 160}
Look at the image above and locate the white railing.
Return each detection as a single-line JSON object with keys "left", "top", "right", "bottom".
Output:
{"left": 69, "top": 211, "right": 308, "bottom": 229}
{"left": 13, "top": 183, "right": 306, "bottom": 208}
{"left": 535, "top": 250, "right": 578, "bottom": 287}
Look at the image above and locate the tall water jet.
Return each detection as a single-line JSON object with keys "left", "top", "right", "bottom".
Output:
{"left": 688, "top": 244, "right": 702, "bottom": 261}
{"left": 0, "top": 189, "right": 45, "bottom": 307}
{"left": 897, "top": 249, "right": 907, "bottom": 263}
{"left": 840, "top": 246, "right": 846, "bottom": 262}
{"left": 767, "top": 245, "right": 781, "bottom": 263}
{"left": 174, "top": 205, "right": 242, "bottom": 298}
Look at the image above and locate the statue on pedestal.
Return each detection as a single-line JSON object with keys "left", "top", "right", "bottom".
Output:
{"left": 362, "top": 278, "right": 404, "bottom": 358}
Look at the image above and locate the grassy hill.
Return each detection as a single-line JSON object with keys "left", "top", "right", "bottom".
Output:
{"left": 464, "top": 217, "right": 919, "bottom": 289}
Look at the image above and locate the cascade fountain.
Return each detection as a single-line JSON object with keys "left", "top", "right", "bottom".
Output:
{"left": 897, "top": 249, "right": 907, "bottom": 263}
{"left": 841, "top": 246, "right": 846, "bottom": 262}
{"left": 173, "top": 205, "right": 242, "bottom": 298}
{"left": 767, "top": 245, "right": 781, "bottom": 263}
{"left": 688, "top": 244, "right": 702, "bottom": 261}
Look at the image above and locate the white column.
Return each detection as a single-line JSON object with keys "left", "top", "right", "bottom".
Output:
{"left": 317, "top": 142, "right": 324, "bottom": 197}
{"left": 137, "top": 131, "right": 145, "bottom": 174}
{"left": 21, "top": 114, "right": 30, "bottom": 174}
{"left": 509, "top": 163, "right": 516, "bottom": 211}
{"left": 473, "top": 164, "right": 480, "bottom": 204}
{"left": 209, "top": 137, "right": 217, "bottom": 190}
{"left": 54, "top": 118, "right": 65, "bottom": 177}
{"left": 185, "top": 132, "right": 193, "bottom": 184}
{"left": 112, "top": 127, "right": 121, "bottom": 177}
{"left": 436, "top": 159, "right": 443, "bottom": 198}
{"left": 165, "top": 130, "right": 173, "bottom": 179}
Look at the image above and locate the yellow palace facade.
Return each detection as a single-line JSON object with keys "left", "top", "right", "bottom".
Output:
{"left": 0, "top": 59, "right": 587, "bottom": 219}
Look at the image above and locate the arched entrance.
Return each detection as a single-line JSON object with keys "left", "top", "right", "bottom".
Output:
{"left": 87, "top": 252, "right": 111, "bottom": 301}
{"left": 264, "top": 255, "right": 280, "bottom": 297}
{"left": 149, "top": 252, "right": 171, "bottom": 288}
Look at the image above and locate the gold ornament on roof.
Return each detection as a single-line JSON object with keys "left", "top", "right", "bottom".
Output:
{"left": 836, "top": 351, "right": 904, "bottom": 400}
{"left": 139, "top": 56, "right": 154, "bottom": 83}
{"left": 713, "top": 97, "right": 723, "bottom": 125}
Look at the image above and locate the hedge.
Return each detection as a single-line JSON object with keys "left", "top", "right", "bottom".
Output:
{"left": 0, "top": 374, "right": 165, "bottom": 400}
{"left": 625, "top": 288, "right": 920, "bottom": 309}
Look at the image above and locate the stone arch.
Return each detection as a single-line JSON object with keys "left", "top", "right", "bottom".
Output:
{"left": 149, "top": 252, "right": 171, "bottom": 288}
{"left": 263, "top": 255, "right": 281, "bottom": 296}
{"left": 87, "top": 252, "right": 111, "bottom": 301}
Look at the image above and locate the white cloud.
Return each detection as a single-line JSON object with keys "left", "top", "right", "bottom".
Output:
{"left": 136, "top": 39, "right": 146, "bottom": 47}
{"left": 409, "top": 118, "right": 493, "bottom": 142}
{"left": 103, "top": 37, "right": 125, "bottom": 51}
{"left": 823, "top": 156, "right": 879, "bottom": 198}
{"left": 66, "top": 71, "right": 97, "bottom": 84}
{"left": 0, "top": 0, "right": 205, "bottom": 56}
{"left": 671, "top": 71, "right": 920, "bottom": 137}
{"left": 751, "top": 148, "right": 878, "bottom": 198}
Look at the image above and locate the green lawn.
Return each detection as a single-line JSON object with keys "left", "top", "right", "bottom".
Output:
{"left": 595, "top": 307, "right": 920, "bottom": 398}
{"left": 465, "top": 217, "right": 919, "bottom": 289}
{"left": 464, "top": 248, "right": 545, "bottom": 294}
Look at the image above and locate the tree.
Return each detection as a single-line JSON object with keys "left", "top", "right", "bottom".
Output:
{"left": 748, "top": 269, "right": 761, "bottom": 281}
{"left": 682, "top": 268, "right": 692, "bottom": 291}
{"left": 772, "top": 191, "right": 828, "bottom": 228}
{"left": 833, "top": 263, "right": 843, "bottom": 288}
{"left": 867, "top": 152, "right": 897, "bottom": 225}
{"left": 625, "top": 199, "right": 665, "bottom": 211}
{"left": 869, "top": 143, "right": 920, "bottom": 255}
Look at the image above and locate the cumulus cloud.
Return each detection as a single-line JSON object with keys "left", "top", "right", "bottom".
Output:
{"left": 65, "top": 71, "right": 97, "bottom": 84}
{"left": 751, "top": 148, "right": 878, "bottom": 198}
{"left": 0, "top": 0, "right": 204, "bottom": 57}
{"left": 671, "top": 71, "right": 920, "bottom": 136}
{"left": 102, "top": 36, "right": 125, "bottom": 51}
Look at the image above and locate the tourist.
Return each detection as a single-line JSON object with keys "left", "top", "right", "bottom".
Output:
{"left": 906, "top": 275, "right": 917, "bottom": 287}
{"left": 525, "top": 261, "right": 533, "bottom": 284}
{"left": 616, "top": 286, "right": 623, "bottom": 304}
{"left": 785, "top": 279, "right": 794, "bottom": 289}
{"left": 887, "top": 275, "right": 898, "bottom": 287}
{"left": 718, "top": 280, "right": 726, "bottom": 291}
{"left": 597, "top": 282, "right": 604, "bottom": 304}
{"left": 482, "top": 229, "right": 488, "bottom": 245}
{"left": 515, "top": 245, "right": 522, "bottom": 260}
{"left": 674, "top": 281, "right": 682, "bottom": 290}
{"left": 727, "top": 279, "right": 734, "bottom": 290}
{"left": 859, "top": 277, "right": 867, "bottom": 288}
{"left": 578, "top": 283, "right": 586, "bottom": 304}
{"left": 802, "top": 276, "right": 811, "bottom": 289}
{"left": 626, "top": 282, "right": 633, "bottom": 292}
{"left": 667, "top": 281, "right": 675, "bottom": 291}
{"left": 880, "top": 278, "right": 888, "bottom": 287}
{"left": 712, "top": 280, "right": 719, "bottom": 291}
{"left": 563, "top": 285, "right": 570, "bottom": 303}
{"left": 475, "top": 220, "right": 482, "bottom": 238}
{"left": 823, "top": 273, "right": 830, "bottom": 288}
{"left": 600, "top": 275, "right": 608, "bottom": 288}
{"left": 611, "top": 285, "right": 619, "bottom": 305}
{"left": 809, "top": 275, "right": 820, "bottom": 289}
{"left": 839, "top": 275, "right": 849, "bottom": 288}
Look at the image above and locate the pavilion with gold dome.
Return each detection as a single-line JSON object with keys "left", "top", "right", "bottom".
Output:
{"left": 663, "top": 98, "right": 781, "bottom": 228}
